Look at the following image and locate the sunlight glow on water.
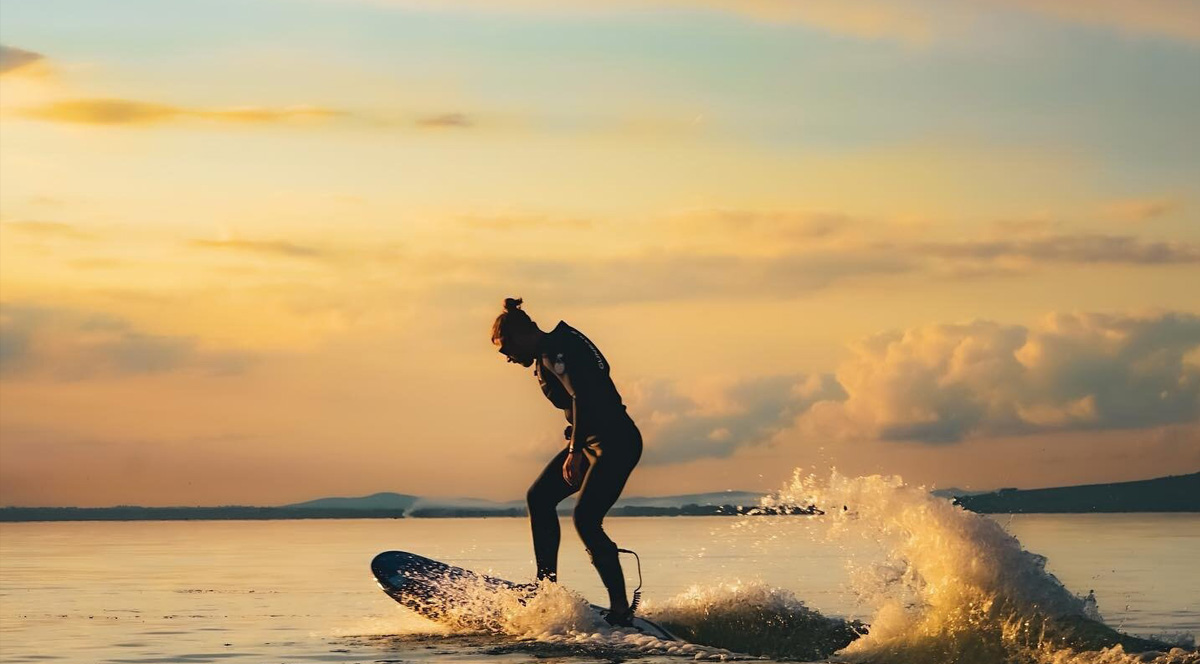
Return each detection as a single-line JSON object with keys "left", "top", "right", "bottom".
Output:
{"left": 0, "top": 504, "right": 1196, "bottom": 663}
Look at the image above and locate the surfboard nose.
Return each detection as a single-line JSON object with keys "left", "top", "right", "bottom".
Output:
{"left": 371, "top": 551, "right": 420, "bottom": 587}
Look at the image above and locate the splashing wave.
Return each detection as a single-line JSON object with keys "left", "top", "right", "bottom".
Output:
{"left": 373, "top": 469, "right": 1196, "bottom": 663}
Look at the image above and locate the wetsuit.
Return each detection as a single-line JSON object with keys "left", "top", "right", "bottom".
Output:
{"left": 525, "top": 320, "right": 642, "bottom": 613}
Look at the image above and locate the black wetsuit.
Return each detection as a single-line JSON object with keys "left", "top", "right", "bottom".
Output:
{"left": 526, "top": 321, "right": 642, "bottom": 612}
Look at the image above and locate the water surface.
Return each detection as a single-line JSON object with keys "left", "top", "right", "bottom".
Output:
{"left": 1, "top": 511, "right": 1196, "bottom": 663}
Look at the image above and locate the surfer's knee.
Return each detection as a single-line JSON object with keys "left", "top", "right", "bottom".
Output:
{"left": 582, "top": 538, "right": 618, "bottom": 565}
{"left": 571, "top": 505, "right": 595, "bottom": 534}
{"left": 572, "top": 510, "right": 597, "bottom": 546}
{"left": 527, "top": 483, "right": 552, "bottom": 511}
{"left": 573, "top": 510, "right": 612, "bottom": 551}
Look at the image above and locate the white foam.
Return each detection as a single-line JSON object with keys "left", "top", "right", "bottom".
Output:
{"left": 368, "top": 468, "right": 1196, "bottom": 664}
{"left": 404, "top": 572, "right": 746, "bottom": 659}
{"left": 756, "top": 469, "right": 1197, "bottom": 663}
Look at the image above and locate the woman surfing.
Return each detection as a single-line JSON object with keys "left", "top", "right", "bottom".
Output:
{"left": 491, "top": 297, "right": 643, "bottom": 627}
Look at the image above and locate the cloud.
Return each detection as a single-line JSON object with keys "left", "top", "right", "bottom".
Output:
{"left": 429, "top": 248, "right": 916, "bottom": 306}
{"left": 915, "top": 233, "right": 1200, "bottom": 265}
{"left": 420, "top": 228, "right": 1200, "bottom": 308}
{"left": 337, "top": 0, "right": 1200, "bottom": 44}
{"left": 987, "top": 219, "right": 1062, "bottom": 236}
{"left": 415, "top": 112, "right": 472, "bottom": 128}
{"left": 16, "top": 96, "right": 484, "bottom": 132}
{"left": 19, "top": 98, "right": 346, "bottom": 126}
{"left": 335, "top": 0, "right": 935, "bottom": 44}
{"left": 628, "top": 373, "right": 845, "bottom": 464}
{"left": 701, "top": 0, "right": 1200, "bottom": 44}
{"left": 457, "top": 214, "right": 593, "bottom": 231}
{"left": 67, "top": 258, "right": 130, "bottom": 271}
{"left": 2, "top": 220, "right": 94, "bottom": 240}
{"left": 0, "top": 45, "right": 50, "bottom": 77}
{"left": 196, "top": 106, "right": 346, "bottom": 123}
{"left": 187, "top": 238, "right": 330, "bottom": 260}
{"left": 667, "top": 209, "right": 856, "bottom": 245}
{"left": 690, "top": 0, "right": 936, "bottom": 45}
{"left": 1005, "top": 0, "right": 1200, "bottom": 44}
{"left": 21, "top": 99, "right": 179, "bottom": 125}
{"left": 0, "top": 304, "right": 253, "bottom": 381}
{"left": 1102, "top": 198, "right": 1179, "bottom": 224}
{"left": 800, "top": 310, "right": 1200, "bottom": 444}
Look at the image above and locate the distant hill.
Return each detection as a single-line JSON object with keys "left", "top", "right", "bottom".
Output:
{"left": 955, "top": 472, "right": 1200, "bottom": 513}
{"left": 0, "top": 490, "right": 769, "bottom": 522}
{"left": 0, "top": 506, "right": 411, "bottom": 522}
{"left": 931, "top": 487, "right": 990, "bottom": 499}
{"left": 8, "top": 476, "right": 1194, "bottom": 522}
{"left": 286, "top": 490, "right": 768, "bottom": 514}
{"left": 284, "top": 492, "right": 419, "bottom": 511}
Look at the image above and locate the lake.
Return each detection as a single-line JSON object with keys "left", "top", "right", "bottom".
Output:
{"left": 2, "top": 490, "right": 1197, "bottom": 663}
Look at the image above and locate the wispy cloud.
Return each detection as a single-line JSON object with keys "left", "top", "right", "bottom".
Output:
{"left": 187, "top": 238, "right": 330, "bottom": 260}
{"left": 415, "top": 225, "right": 1200, "bottom": 307}
{"left": 415, "top": 112, "right": 472, "bottom": 128}
{"left": 457, "top": 214, "right": 593, "bottom": 231}
{"left": 0, "top": 304, "right": 253, "bottom": 381}
{"left": 336, "top": 0, "right": 1200, "bottom": 44}
{"left": 19, "top": 98, "right": 345, "bottom": 126}
{"left": 1006, "top": 0, "right": 1200, "bottom": 44}
{"left": 0, "top": 45, "right": 50, "bottom": 77}
{"left": 667, "top": 209, "right": 856, "bottom": 243}
{"left": 915, "top": 234, "right": 1200, "bottom": 265}
{"left": 16, "top": 95, "right": 485, "bottom": 132}
{"left": 2, "top": 220, "right": 94, "bottom": 240}
{"left": 1102, "top": 198, "right": 1180, "bottom": 224}
{"left": 425, "top": 249, "right": 916, "bottom": 306}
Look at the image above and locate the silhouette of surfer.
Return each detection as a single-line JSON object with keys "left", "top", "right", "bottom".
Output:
{"left": 492, "top": 298, "right": 642, "bottom": 627}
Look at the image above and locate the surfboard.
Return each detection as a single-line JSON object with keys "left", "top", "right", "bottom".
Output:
{"left": 370, "top": 550, "right": 677, "bottom": 641}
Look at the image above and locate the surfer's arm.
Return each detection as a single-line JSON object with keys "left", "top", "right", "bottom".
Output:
{"left": 559, "top": 348, "right": 609, "bottom": 484}
{"left": 568, "top": 401, "right": 581, "bottom": 453}
{"left": 563, "top": 398, "right": 587, "bottom": 485}
{"left": 536, "top": 361, "right": 574, "bottom": 426}
{"left": 560, "top": 346, "right": 609, "bottom": 453}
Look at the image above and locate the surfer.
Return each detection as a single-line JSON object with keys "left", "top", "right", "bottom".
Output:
{"left": 492, "top": 297, "right": 643, "bottom": 627}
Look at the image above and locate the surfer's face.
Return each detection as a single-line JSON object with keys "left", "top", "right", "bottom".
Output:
{"left": 495, "top": 330, "right": 537, "bottom": 367}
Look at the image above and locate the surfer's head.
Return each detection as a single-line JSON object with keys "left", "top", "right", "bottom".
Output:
{"left": 492, "top": 297, "right": 540, "bottom": 367}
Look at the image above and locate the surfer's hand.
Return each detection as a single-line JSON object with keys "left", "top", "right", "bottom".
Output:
{"left": 563, "top": 450, "right": 587, "bottom": 487}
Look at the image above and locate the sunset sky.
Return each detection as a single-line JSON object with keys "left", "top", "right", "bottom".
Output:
{"left": 2, "top": 0, "right": 1198, "bottom": 507}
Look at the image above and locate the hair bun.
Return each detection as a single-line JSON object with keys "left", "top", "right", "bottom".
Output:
{"left": 504, "top": 297, "right": 524, "bottom": 313}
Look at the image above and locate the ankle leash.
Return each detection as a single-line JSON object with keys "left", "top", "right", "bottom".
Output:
{"left": 617, "top": 548, "right": 642, "bottom": 614}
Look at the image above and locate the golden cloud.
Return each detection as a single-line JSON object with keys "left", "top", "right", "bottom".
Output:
{"left": 19, "top": 98, "right": 345, "bottom": 126}
{"left": 18, "top": 97, "right": 480, "bottom": 132}
{"left": 187, "top": 238, "right": 330, "bottom": 259}
{"left": 1102, "top": 198, "right": 1179, "bottom": 224}
{"left": 2, "top": 221, "right": 94, "bottom": 240}
{"left": 797, "top": 311, "right": 1200, "bottom": 444}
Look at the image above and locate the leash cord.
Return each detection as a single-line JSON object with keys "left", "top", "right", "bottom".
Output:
{"left": 617, "top": 548, "right": 642, "bottom": 614}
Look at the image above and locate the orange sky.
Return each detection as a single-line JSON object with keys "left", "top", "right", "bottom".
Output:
{"left": 1, "top": 1, "right": 1198, "bottom": 506}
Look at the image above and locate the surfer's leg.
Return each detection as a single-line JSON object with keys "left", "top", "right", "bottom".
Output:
{"left": 573, "top": 429, "right": 643, "bottom": 615}
{"left": 526, "top": 446, "right": 578, "bottom": 582}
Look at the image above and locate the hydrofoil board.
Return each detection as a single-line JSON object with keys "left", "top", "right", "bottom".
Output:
{"left": 370, "top": 550, "right": 676, "bottom": 641}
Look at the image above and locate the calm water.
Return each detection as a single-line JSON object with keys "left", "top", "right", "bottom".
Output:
{"left": 0, "top": 514, "right": 1197, "bottom": 663}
